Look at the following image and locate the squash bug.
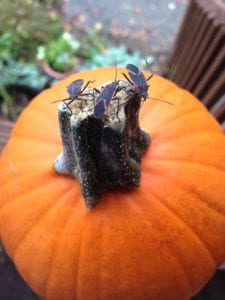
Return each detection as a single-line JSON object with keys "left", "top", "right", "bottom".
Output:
{"left": 122, "top": 63, "right": 172, "bottom": 105}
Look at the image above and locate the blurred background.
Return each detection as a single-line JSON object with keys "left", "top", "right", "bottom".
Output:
{"left": 0, "top": 0, "right": 188, "bottom": 121}
{"left": 0, "top": 0, "right": 225, "bottom": 299}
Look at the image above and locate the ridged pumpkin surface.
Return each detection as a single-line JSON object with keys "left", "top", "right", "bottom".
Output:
{"left": 0, "top": 67, "right": 225, "bottom": 300}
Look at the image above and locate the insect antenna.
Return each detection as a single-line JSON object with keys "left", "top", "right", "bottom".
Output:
{"left": 148, "top": 96, "right": 172, "bottom": 105}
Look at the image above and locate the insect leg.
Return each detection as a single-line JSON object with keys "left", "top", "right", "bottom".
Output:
{"left": 122, "top": 72, "right": 134, "bottom": 86}
{"left": 146, "top": 73, "right": 153, "bottom": 81}
{"left": 80, "top": 80, "right": 95, "bottom": 93}
{"left": 51, "top": 97, "right": 70, "bottom": 104}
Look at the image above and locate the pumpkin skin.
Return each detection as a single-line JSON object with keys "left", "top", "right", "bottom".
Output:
{"left": 0, "top": 67, "right": 225, "bottom": 300}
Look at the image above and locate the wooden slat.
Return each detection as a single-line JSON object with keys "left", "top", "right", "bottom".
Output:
{"left": 0, "top": 120, "right": 14, "bottom": 153}
{"left": 210, "top": 94, "right": 225, "bottom": 122}
{"left": 186, "top": 25, "right": 224, "bottom": 91}
{"left": 165, "top": 0, "right": 225, "bottom": 130}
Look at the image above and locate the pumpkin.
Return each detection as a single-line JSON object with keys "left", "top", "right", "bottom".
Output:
{"left": 0, "top": 67, "right": 225, "bottom": 300}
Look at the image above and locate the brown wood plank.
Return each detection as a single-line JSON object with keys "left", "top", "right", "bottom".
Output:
{"left": 0, "top": 120, "right": 14, "bottom": 154}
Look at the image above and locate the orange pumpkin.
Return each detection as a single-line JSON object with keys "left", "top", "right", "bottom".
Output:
{"left": 0, "top": 67, "right": 225, "bottom": 300}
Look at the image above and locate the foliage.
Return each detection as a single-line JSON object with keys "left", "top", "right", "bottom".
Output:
{"left": 0, "top": 31, "right": 47, "bottom": 119}
{"left": 0, "top": 0, "right": 63, "bottom": 61}
{"left": 36, "top": 29, "right": 152, "bottom": 73}
{"left": 0, "top": 60, "right": 47, "bottom": 119}
{"left": 0, "top": 60, "right": 46, "bottom": 90}
{"left": 0, "top": 0, "right": 152, "bottom": 119}
{"left": 36, "top": 29, "right": 108, "bottom": 72}
{"left": 0, "top": 0, "right": 61, "bottom": 119}
{"left": 79, "top": 44, "right": 154, "bottom": 70}
{"left": 37, "top": 32, "right": 80, "bottom": 72}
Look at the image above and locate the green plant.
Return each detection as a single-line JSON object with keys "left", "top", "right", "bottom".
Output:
{"left": 0, "top": 0, "right": 63, "bottom": 61}
{"left": 0, "top": 31, "right": 48, "bottom": 119}
{"left": 79, "top": 44, "right": 154, "bottom": 70}
{"left": 0, "top": 60, "right": 47, "bottom": 119}
{"left": 0, "top": 29, "right": 49, "bottom": 119}
{"left": 37, "top": 32, "right": 81, "bottom": 72}
{"left": 0, "top": 0, "right": 64, "bottom": 119}
{"left": 0, "top": 60, "right": 46, "bottom": 90}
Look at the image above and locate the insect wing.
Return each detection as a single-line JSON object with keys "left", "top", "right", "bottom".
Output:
{"left": 94, "top": 97, "right": 106, "bottom": 118}
{"left": 67, "top": 79, "right": 83, "bottom": 100}
{"left": 99, "top": 81, "right": 119, "bottom": 104}
{"left": 126, "top": 64, "right": 139, "bottom": 74}
{"left": 106, "top": 81, "right": 120, "bottom": 105}
{"left": 126, "top": 64, "right": 149, "bottom": 99}
{"left": 127, "top": 67, "right": 146, "bottom": 87}
{"left": 94, "top": 81, "right": 120, "bottom": 118}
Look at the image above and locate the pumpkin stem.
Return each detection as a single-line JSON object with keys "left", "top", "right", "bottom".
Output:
{"left": 54, "top": 81, "right": 150, "bottom": 210}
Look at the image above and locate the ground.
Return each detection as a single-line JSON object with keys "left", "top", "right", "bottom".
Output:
{"left": 63, "top": 0, "right": 188, "bottom": 74}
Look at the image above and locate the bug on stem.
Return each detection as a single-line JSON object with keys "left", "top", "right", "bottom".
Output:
{"left": 53, "top": 79, "right": 94, "bottom": 111}
{"left": 94, "top": 64, "right": 123, "bottom": 119}
{"left": 122, "top": 63, "right": 172, "bottom": 105}
{"left": 122, "top": 63, "right": 152, "bottom": 100}
{"left": 93, "top": 80, "right": 122, "bottom": 119}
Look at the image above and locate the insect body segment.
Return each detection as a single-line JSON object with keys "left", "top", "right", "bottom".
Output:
{"left": 94, "top": 80, "right": 121, "bottom": 119}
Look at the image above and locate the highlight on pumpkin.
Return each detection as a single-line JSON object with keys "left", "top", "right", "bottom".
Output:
{"left": 54, "top": 63, "right": 152, "bottom": 210}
